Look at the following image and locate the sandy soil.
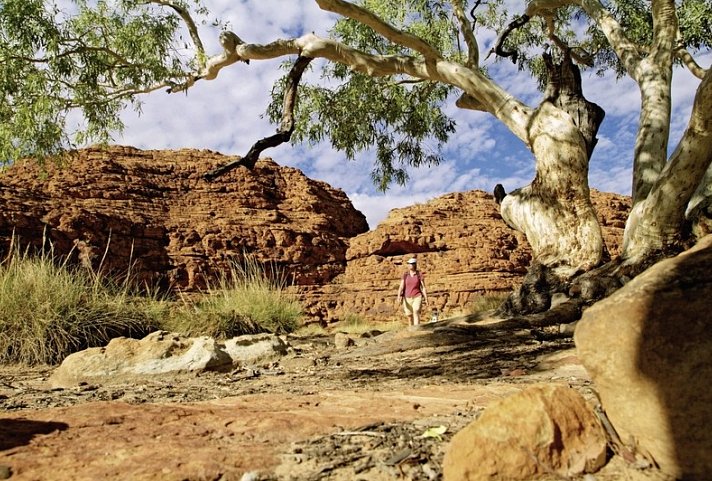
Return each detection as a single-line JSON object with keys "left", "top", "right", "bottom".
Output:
{"left": 0, "top": 318, "right": 672, "bottom": 481}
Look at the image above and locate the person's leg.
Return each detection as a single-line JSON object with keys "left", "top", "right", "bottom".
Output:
{"left": 411, "top": 296, "right": 422, "bottom": 325}
{"left": 403, "top": 298, "right": 414, "bottom": 325}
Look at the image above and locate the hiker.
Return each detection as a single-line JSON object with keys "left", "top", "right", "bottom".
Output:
{"left": 397, "top": 257, "right": 428, "bottom": 326}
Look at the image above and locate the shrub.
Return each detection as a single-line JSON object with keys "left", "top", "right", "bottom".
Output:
{"left": 469, "top": 292, "right": 510, "bottom": 315}
{"left": 0, "top": 245, "right": 161, "bottom": 365}
{"left": 166, "top": 255, "right": 302, "bottom": 338}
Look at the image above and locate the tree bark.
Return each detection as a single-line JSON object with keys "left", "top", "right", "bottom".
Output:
{"left": 623, "top": 68, "right": 712, "bottom": 259}
{"left": 499, "top": 53, "right": 605, "bottom": 314}
{"left": 687, "top": 163, "right": 712, "bottom": 239}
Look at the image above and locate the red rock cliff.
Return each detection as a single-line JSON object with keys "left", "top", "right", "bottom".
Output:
{"left": 0, "top": 146, "right": 368, "bottom": 289}
{"left": 297, "top": 189, "right": 629, "bottom": 322}
{"left": 0, "top": 146, "right": 630, "bottom": 323}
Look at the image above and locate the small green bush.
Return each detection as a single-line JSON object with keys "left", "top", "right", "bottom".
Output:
{"left": 0, "top": 246, "right": 161, "bottom": 365}
{"left": 165, "top": 256, "right": 302, "bottom": 338}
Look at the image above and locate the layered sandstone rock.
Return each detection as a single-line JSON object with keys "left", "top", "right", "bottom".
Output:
{"left": 299, "top": 189, "right": 629, "bottom": 322}
{"left": 0, "top": 145, "right": 368, "bottom": 289}
{"left": 0, "top": 146, "right": 629, "bottom": 323}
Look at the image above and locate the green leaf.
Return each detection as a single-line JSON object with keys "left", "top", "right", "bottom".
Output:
{"left": 421, "top": 425, "right": 448, "bottom": 440}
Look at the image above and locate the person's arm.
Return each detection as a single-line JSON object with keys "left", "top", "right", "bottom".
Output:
{"left": 420, "top": 275, "right": 428, "bottom": 304}
{"left": 397, "top": 277, "right": 405, "bottom": 304}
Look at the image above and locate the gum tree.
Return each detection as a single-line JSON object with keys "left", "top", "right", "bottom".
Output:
{"left": 1, "top": 0, "right": 711, "bottom": 318}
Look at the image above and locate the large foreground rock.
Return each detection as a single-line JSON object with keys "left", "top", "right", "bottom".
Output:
{"left": 575, "top": 235, "right": 712, "bottom": 479}
{"left": 443, "top": 385, "right": 607, "bottom": 480}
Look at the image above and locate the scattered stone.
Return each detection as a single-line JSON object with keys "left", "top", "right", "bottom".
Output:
{"left": 0, "top": 465, "right": 11, "bottom": 480}
{"left": 333, "top": 333, "right": 355, "bottom": 349}
{"left": 443, "top": 384, "right": 607, "bottom": 481}
{"left": 222, "top": 334, "right": 289, "bottom": 366}
{"left": 559, "top": 320, "right": 578, "bottom": 335}
{"left": 575, "top": 235, "right": 712, "bottom": 480}
{"left": 279, "top": 356, "right": 316, "bottom": 371}
{"left": 239, "top": 471, "right": 261, "bottom": 481}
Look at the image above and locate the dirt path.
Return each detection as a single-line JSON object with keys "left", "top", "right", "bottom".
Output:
{"left": 0, "top": 320, "right": 665, "bottom": 480}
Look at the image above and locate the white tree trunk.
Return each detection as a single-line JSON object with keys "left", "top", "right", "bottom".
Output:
{"left": 624, "top": 69, "right": 712, "bottom": 259}
{"left": 687, "top": 163, "right": 712, "bottom": 239}
{"left": 500, "top": 102, "right": 603, "bottom": 279}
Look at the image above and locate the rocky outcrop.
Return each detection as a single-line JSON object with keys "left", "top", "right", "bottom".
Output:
{"left": 0, "top": 146, "right": 629, "bottom": 323}
{"left": 575, "top": 235, "right": 712, "bottom": 480}
{"left": 49, "top": 331, "right": 290, "bottom": 388}
{"left": 0, "top": 146, "right": 368, "bottom": 289}
{"left": 299, "top": 189, "right": 629, "bottom": 322}
{"left": 443, "top": 385, "right": 607, "bottom": 481}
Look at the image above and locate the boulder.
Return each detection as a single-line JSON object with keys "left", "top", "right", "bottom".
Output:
{"left": 443, "top": 384, "right": 607, "bottom": 481}
{"left": 333, "top": 332, "right": 355, "bottom": 349}
{"left": 50, "top": 331, "right": 232, "bottom": 387}
{"left": 575, "top": 235, "right": 712, "bottom": 480}
{"left": 49, "top": 331, "right": 291, "bottom": 388}
{"left": 222, "top": 333, "right": 289, "bottom": 366}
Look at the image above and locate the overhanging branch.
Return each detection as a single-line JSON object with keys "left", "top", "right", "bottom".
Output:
{"left": 315, "top": 0, "right": 442, "bottom": 60}
{"left": 486, "top": 14, "right": 531, "bottom": 63}
{"left": 203, "top": 56, "right": 314, "bottom": 180}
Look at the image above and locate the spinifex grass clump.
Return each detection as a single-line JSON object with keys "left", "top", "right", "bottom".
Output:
{"left": 0, "top": 245, "right": 161, "bottom": 365}
{"left": 169, "top": 255, "right": 302, "bottom": 338}
{"left": 469, "top": 292, "right": 510, "bottom": 315}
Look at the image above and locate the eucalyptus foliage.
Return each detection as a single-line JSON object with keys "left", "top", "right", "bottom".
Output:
{"left": 1, "top": 0, "right": 710, "bottom": 189}
{"left": 0, "top": 0, "right": 202, "bottom": 164}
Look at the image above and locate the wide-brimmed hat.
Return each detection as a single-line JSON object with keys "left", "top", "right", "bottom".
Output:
{"left": 407, "top": 258, "right": 417, "bottom": 264}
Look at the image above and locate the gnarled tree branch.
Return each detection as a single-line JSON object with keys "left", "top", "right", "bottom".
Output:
{"left": 544, "top": 16, "right": 594, "bottom": 67}
{"left": 527, "top": 0, "right": 643, "bottom": 80}
{"left": 675, "top": 43, "right": 708, "bottom": 80}
{"left": 167, "top": 30, "right": 249, "bottom": 93}
{"left": 315, "top": 0, "right": 442, "bottom": 60}
{"left": 232, "top": 33, "right": 534, "bottom": 141}
{"left": 487, "top": 14, "right": 530, "bottom": 63}
{"left": 203, "top": 56, "right": 314, "bottom": 180}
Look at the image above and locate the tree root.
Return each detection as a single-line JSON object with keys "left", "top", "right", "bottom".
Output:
{"left": 497, "top": 253, "right": 670, "bottom": 331}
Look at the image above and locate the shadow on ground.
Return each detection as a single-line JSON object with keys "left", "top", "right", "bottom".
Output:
{"left": 334, "top": 317, "right": 572, "bottom": 385}
{"left": 0, "top": 419, "right": 68, "bottom": 451}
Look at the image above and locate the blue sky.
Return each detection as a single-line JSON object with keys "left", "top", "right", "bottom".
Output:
{"left": 99, "top": 0, "right": 710, "bottom": 230}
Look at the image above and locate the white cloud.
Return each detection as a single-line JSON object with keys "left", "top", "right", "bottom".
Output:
{"left": 590, "top": 163, "right": 633, "bottom": 195}
{"left": 350, "top": 191, "right": 438, "bottom": 229}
